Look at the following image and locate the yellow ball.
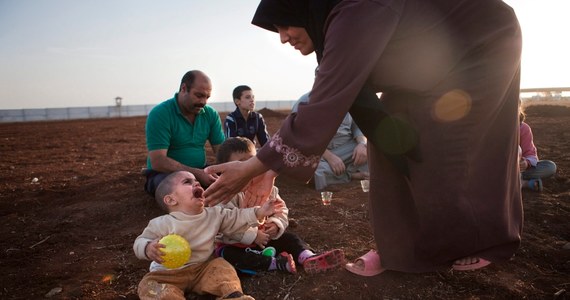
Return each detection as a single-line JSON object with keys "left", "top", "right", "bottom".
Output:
{"left": 159, "top": 234, "right": 191, "bottom": 269}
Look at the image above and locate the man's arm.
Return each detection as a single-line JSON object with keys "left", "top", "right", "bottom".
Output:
{"left": 355, "top": 135, "right": 367, "bottom": 145}
{"left": 321, "top": 149, "right": 346, "bottom": 176}
{"left": 211, "top": 143, "right": 221, "bottom": 155}
{"left": 352, "top": 141, "right": 368, "bottom": 166}
{"left": 149, "top": 149, "right": 217, "bottom": 186}
{"left": 209, "top": 109, "right": 225, "bottom": 155}
{"left": 224, "top": 115, "right": 236, "bottom": 139}
{"left": 352, "top": 118, "right": 368, "bottom": 166}
{"left": 256, "top": 114, "right": 270, "bottom": 146}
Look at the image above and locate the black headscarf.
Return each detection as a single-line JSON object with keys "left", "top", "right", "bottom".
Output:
{"left": 252, "top": 0, "right": 420, "bottom": 177}
{"left": 251, "top": 0, "right": 340, "bottom": 63}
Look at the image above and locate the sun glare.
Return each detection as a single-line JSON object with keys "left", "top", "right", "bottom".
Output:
{"left": 507, "top": 0, "right": 570, "bottom": 88}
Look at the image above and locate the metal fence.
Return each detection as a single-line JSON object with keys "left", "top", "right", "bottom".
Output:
{"left": 0, "top": 100, "right": 296, "bottom": 123}
{"left": 520, "top": 87, "right": 570, "bottom": 101}
{"left": 3, "top": 88, "right": 570, "bottom": 123}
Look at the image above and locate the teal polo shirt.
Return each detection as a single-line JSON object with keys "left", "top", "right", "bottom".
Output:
{"left": 146, "top": 94, "right": 225, "bottom": 169}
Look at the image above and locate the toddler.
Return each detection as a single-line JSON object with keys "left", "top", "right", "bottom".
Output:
{"left": 133, "top": 171, "right": 283, "bottom": 300}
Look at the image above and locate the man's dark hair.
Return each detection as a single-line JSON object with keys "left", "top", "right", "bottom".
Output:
{"left": 180, "top": 70, "right": 199, "bottom": 92}
{"left": 232, "top": 85, "right": 252, "bottom": 102}
{"left": 216, "top": 137, "right": 255, "bottom": 164}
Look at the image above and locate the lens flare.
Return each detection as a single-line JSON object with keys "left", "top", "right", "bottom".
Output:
{"left": 433, "top": 89, "right": 472, "bottom": 122}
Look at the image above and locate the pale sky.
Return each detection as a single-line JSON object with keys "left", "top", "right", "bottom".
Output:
{"left": 0, "top": 0, "right": 568, "bottom": 110}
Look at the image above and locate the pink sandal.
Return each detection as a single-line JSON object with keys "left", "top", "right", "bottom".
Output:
{"left": 303, "top": 249, "right": 345, "bottom": 274}
{"left": 345, "top": 249, "right": 385, "bottom": 276}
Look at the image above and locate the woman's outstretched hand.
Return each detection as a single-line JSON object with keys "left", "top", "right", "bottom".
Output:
{"left": 203, "top": 157, "right": 271, "bottom": 207}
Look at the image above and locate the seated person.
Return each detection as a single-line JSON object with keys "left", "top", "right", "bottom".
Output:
{"left": 224, "top": 85, "right": 270, "bottom": 147}
{"left": 144, "top": 70, "right": 225, "bottom": 196}
{"left": 293, "top": 92, "right": 369, "bottom": 191}
{"left": 133, "top": 170, "right": 283, "bottom": 300}
{"left": 519, "top": 104, "right": 556, "bottom": 191}
{"left": 214, "top": 137, "right": 345, "bottom": 274}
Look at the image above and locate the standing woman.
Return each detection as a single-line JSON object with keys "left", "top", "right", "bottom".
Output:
{"left": 205, "top": 0, "right": 523, "bottom": 274}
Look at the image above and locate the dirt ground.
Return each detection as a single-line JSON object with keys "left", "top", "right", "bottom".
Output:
{"left": 0, "top": 103, "right": 569, "bottom": 300}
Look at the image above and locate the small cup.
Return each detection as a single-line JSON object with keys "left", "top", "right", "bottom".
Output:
{"left": 360, "top": 180, "right": 370, "bottom": 192}
{"left": 320, "top": 191, "right": 333, "bottom": 205}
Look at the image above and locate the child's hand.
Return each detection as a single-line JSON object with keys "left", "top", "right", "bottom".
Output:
{"left": 145, "top": 239, "right": 165, "bottom": 263}
{"left": 257, "top": 198, "right": 285, "bottom": 218}
{"left": 264, "top": 222, "right": 279, "bottom": 239}
{"left": 254, "top": 230, "right": 270, "bottom": 248}
{"left": 243, "top": 170, "right": 276, "bottom": 208}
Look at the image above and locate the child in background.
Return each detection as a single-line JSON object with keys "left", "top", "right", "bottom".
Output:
{"left": 214, "top": 137, "right": 345, "bottom": 275}
{"left": 519, "top": 102, "right": 557, "bottom": 191}
{"left": 133, "top": 171, "right": 283, "bottom": 300}
{"left": 224, "top": 85, "right": 271, "bottom": 147}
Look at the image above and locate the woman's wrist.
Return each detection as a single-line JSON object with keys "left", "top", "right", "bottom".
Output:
{"left": 245, "top": 156, "right": 269, "bottom": 177}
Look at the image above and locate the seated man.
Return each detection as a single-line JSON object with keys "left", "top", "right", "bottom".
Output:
{"left": 144, "top": 70, "right": 225, "bottom": 196}
{"left": 292, "top": 92, "right": 369, "bottom": 191}
{"left": 224, "top": 85, "right": 270, "bottom": 147}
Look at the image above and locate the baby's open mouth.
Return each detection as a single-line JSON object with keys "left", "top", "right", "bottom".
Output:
{"left": 193, "top": 188, "right": 204, "bottom": 199}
